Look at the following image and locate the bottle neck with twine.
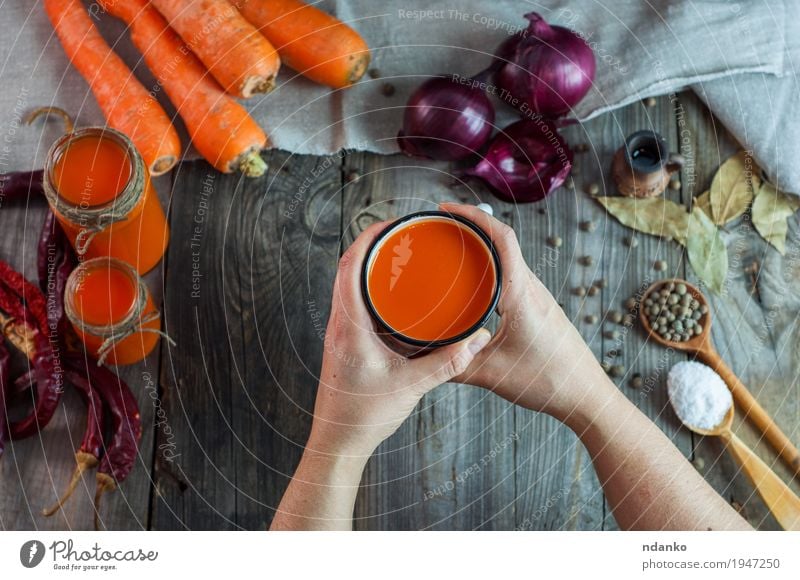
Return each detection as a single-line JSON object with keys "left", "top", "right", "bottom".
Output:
{"left": 92, "top": 276, "right": 175, "bottom": 366}
{"left": 43, "top": 127, "right": 144, "bottom": 256}
{"left": 65, "top": 258, "right": 175, "bottom": 366}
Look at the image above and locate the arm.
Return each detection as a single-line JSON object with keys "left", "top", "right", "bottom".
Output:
{"left": 571, "top": 385, "right": 751, "bottom": 530}
{"left": 442, "top": 203, "right": 751, "bottom": 531}
{"left": 271, "top": 221, "right": 491, "bottom": 530}
{"left": 269, "top": 445, "right": 368, "bottom": 531}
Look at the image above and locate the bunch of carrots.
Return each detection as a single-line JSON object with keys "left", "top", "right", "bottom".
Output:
{"left": 43, "top": 0, "right": 371, "bottom": 177}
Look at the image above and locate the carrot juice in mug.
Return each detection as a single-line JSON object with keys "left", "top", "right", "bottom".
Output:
{"left": 362, "top": 211, "right": 501, "bottom": 353}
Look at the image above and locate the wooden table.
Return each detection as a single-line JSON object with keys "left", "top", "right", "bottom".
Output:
{"left": 2, "top": 91, "right": 798, "bottom": 531}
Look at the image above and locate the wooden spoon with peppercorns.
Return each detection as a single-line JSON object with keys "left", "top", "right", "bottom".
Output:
{"left": 640, "top": 278, "right": 800, "bottom": 478}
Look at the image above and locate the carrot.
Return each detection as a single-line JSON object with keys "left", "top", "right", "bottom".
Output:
{"left": 231, "top": 0, "right": 370, "bottom": 89}
{"left": 98, "top": 0, "right": 268, "bottom": 176}
{"left": 149, "top": 0, "right": 281, "bottom": 98}
{"left": 43, "top": 0, "right": 181, "bottom": 176}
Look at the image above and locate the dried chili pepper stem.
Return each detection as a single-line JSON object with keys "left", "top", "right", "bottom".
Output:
{"left": 66, "top": 356, "right": 141, "bottom": 530}
{"left": 94, "top": 473, "right": 117, "bottom": 530}
{"left": 42, "top": 367, "right": 104, "bottom": 517}
{"left": 25, "top": 106, "right": 75, "bottom": 133}
{"left": 42, "top": 452, "right": 99, "bottom": 517}
{"left": 0, "top": 312, "right": 36, "bottom": 359}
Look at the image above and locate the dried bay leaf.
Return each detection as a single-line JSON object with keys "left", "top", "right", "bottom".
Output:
{"left": 687, "top": 207, "right": 728, "bottom": 294}
{"left": 694, "top": 190, "right": 712, "bottom": 220}
{"left": 709, "top": 151, "right": 759, "bottom": 225}
{"left": 598, "top": 196, "right": 689, "bottom": 245}
{"left": 751, "top": 181, "right": 800, "bottom": 254}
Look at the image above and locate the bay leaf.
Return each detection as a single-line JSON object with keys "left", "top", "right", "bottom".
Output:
{"left": 709, "top": 151, "right": 759, "bottom": 225}
{"left": 687, "top": 207, "right": 728, "bottom": 294}
{"left": 751, "top": 180, "right": 800, "bottom": 254}
{"left": 694, "top": 190, "right": 712, "bottom": 220}
{"left": 598, "top": 196, "right": 689, "bottom": 245}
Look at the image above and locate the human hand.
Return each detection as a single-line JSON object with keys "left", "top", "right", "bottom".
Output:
{"left": 307, "top": 221, "right": 492, "bottom": 459}
{"left": 439, "top": 203, "right": 618, "bottom": 425}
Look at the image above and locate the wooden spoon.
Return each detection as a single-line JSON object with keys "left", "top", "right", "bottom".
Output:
{"left": 640, "top": 278, "right": 800, "bottom": 478}
{"left": 678, "top": 406, "right": 800, "bottom": 530}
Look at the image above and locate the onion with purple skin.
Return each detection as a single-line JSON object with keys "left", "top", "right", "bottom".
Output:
{"left": 494, "top": 12, "right": 595, "bottom": 118}
{"left": 463, "top": 118, "right": 573, "bottom": 203}
{"left": 397, "top": 75, "right": 495, "bottom": 161}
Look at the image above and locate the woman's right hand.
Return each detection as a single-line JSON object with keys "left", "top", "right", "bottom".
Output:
{"left": 440, "top": 203, "right": 619, "bottom": 425}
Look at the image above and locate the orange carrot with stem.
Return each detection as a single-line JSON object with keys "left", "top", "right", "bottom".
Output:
{"left": 149, "top": 0, "right": 281, "bottom": 98}
{"left": 43, "top": 0, "right": 180, "bottom": 176}
{"left": 232, "top": 0, "right": 370, "bottom": 89}
{"left": 98, "top": 0, "right": 269, "bottom": 176}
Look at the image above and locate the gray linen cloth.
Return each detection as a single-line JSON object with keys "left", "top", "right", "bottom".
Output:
{"left": 0, "top": 1, "right": 796, "bottom": 193}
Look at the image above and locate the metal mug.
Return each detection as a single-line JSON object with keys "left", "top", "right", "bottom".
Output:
{"left": 360, "top": 210, "right": 502, "bottom": 357}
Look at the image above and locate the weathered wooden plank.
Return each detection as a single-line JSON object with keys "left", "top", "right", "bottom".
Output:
{"left": 343, "top": 152, "right": 517, "bottom": 530}
{"left": 0, "top": 171, "right": 169, "bottom": 530}
{"left": 583, "top": 95, "right": 692, "bottom": 529}
{"left": 677, "top": 91, "right": 799, "bottom": 530}
{"left": 498, "top": 115, "right": 608, "bottom": 531}
{"left": 151, "top": 151, "right": 342, "bottom": 529}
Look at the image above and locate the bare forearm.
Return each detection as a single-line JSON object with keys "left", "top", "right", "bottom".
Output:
{"left": 565, "top": 374, "right": 751, "bottom": 531}
{"left": 270, "top": 443, "right": 369, "bottom": 531}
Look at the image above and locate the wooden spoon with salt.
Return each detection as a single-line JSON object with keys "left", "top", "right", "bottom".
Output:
{"left": 640, "top": 278, "right": 800, "bottom": 478}
{"left": 678, "top": 405, "right": 800, "bottom": 530}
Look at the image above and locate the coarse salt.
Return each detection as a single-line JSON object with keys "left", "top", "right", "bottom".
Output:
{"left": 667, "top": 361, "right": 732, "bottom": 430}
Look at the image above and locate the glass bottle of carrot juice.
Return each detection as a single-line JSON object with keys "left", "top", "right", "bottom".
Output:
{"left": 64, "top": 257, "right": 169, "bottom": 365}
{"left": 43, "top": 127, "right": 169, "bottom": 275}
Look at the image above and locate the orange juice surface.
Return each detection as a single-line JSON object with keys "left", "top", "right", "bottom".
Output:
{"left": 367, "top": 218, "right": 496, "bottom": 342}
{"left": 69, "top": 263, "right": 161, "bottom": 366}
{"left": 52, "top": 134, "right": 131, "bottom": 206}
{"left": 73, "top": 266, "right": 138, "bottom": 327}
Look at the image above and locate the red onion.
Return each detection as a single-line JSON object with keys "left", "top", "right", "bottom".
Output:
{"left": 494, "top": 12, "right": 595, "bottom": 118}
{"left": 397, "top": 76, "right": 495, "bottom": 161}
{"left": 462, "top": 118, "right": 573, "bottom": 203}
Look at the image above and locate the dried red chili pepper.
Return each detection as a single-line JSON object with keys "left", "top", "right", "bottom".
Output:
{"left": 37, "top": 211, "right": 76, "bottom": 339}
{"left": 42, "top": 366, "right": 104, "bottom": 517}
{"left": 12, "top": 368, "right": 35, "bottom": 397}
{"left": 0, "top": 261, "right": 65, "bottom": 440}
{"left": 0, "top": 259, "right": 49, "bottom": 336}
{"left": 0, "top": 170, "right": 44, "bottom": 204}
{"left": 0, "top": 341, "right": 10, "bottom": 456}
{"left": 7, "top": 332, "right": 64, "bottom": 440}
{"left": 0, "top": 286, "right": 28, "bottom": 328}
{"left": 66, "top": 355, "right": 141, "bottom": 530}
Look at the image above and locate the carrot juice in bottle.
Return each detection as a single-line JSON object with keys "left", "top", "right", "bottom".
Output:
{"left": 65, "top": 257, "right": 165, "bottom": 365}
{"left": 43, "top": 127, "right": 169, "bottom": 274}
